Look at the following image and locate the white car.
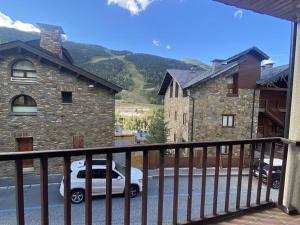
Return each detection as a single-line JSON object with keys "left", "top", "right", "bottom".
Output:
{"left": 59, "top": 159, "right": 143, "bottom": 204}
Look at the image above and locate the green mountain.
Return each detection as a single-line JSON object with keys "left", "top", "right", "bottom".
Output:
{"left": 0, "top": 27, "right": 209, "bottom": 104}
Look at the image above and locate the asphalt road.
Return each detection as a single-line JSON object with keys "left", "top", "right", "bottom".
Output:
{"left": 0, "top": 176, "right": 278, "bottom": 225}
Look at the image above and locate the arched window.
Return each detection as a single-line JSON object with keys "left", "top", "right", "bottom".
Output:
{"left": 11, "top": 60, "right": 37, "bottom": 78}
{"left": 12, "top": 95, "right": 37, "bottom": 113}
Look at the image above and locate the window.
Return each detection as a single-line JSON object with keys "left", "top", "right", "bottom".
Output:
{"left": 62, "top": 91, "right": 72, "bottom": 103}
{"left": 183, "top": 113, "right": 187, "bottom": 125}
{"left": 170, "top": 81, "right": 173, "bottom": 98}
{"left": 226, "top": 74, "right": 238, "bottom": 96}
{"left": 174, "top": 133, "right": 177, "bottom": 142}
{"left": 175, "top": 82, "right": 179, "bottom": 98}
{"left": 222, "top": 115, "right": 234, "bottom": 127}
{"left": 11, "top": 95, "right": 37, "bottom": 113}
{"left": 183, "top": 89, "right": 188, "bottom": 97}
{"left": 11, "top": 60, "right": 37, "bottom": 78}
{"left": 221, "top": 145, "right": 229, "bottom": 155}
{"left": 174, "top": 111, "right": 177, "bottom": 121}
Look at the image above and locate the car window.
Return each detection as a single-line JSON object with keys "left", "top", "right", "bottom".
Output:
{"left": 92, "top": 169, "right": 106, "bottom": 179}
{"left": 77, "top": 169, "right": 120, "bottom": 179}
{"left": 77, "top": 170, "right": 85, "bottom": 179}
{"left": 112, "top": 170, "right": 120, "bottom": 179}
{"left": 273, "top": 166, "right": 281, "bottom": 171}
{"left": 115, "top": 163, "right": 125, "bottom": 176}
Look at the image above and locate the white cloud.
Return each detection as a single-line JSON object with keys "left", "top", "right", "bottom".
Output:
{"left": 166, "top": 44, "right": 171, "bottom": 50}
{"left": 152, "top": 39, "right": 160, "bottom": 47}
{"left": 234, "top": 9, "right": 243, "bottom": 19}
{"left": 0, "top": 11, "right": 40, "bottom": 32}
{"left": 107, "top": 0, "right": 155, "bottom": 15}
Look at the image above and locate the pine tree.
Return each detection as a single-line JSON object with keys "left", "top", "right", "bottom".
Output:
{"left": 146, "top": 109, "right": 169, "bottom": 144}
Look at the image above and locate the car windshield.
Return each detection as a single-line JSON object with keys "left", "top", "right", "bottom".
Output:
{"left": 115, "top": 163, "right": 125, "bottom": 176}
{"left": 263, "top": 165, "right": 281, "bottom": 171}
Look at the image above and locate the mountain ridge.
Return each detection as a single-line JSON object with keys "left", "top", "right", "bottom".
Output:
{"left": 0, "top": 27, "right": 209, "bottom": 104}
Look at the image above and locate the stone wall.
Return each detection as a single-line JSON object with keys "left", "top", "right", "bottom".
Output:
{"left": 191, "top": 74, "right": 260, "bottom": 155}
{"left": 164, "top": 79, "right": 192, "bottom": 143}
{"left": 0, "top": 52, "right": 115, "bottom": 176}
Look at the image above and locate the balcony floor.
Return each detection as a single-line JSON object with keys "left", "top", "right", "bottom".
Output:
{"left": 211, "top": 207, "right": 300, "bottom": 225}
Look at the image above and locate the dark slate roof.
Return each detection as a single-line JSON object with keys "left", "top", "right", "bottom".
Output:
{"left": 0, "top": 40, "right": 122, "bottom": 92}
{"left": 158, "top": 61, "right": 241, "bottom": 95}
{"left": 225, "top": 47, "right": 269, "bottom": 63}
{"left": 167, "top": 68, "right": 205, "bottom": 87}
{"left": 183, "top": 60, "right": 241, "bottom": 88}
{"left": 158, "top": 47, "right": 269, "bottom": 96}
{"left": 37, "top": 23, "right": 65, "bottom": 34}
{"left": 257, "top": 64, "right": 289, "bottom": 85}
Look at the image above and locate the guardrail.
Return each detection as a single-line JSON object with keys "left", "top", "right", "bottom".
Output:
{"left": 0, "top": 137, "right": 291, "bottom": 225}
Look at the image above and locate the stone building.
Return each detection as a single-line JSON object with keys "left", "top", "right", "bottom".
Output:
{"left": 0, "top": 24, "right": 121, "bottom": 175}
{"left": 159, "top": 47, "right": 274, "bottom": 155}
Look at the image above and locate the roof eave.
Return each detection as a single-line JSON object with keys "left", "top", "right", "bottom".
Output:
{"left": 0, "top": 41, "right": 122, "bottom": 93}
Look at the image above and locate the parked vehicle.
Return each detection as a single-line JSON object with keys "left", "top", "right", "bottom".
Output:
{"left": 253, "top": 158, "right": 282, "bottom": 189}
{"left": 60, "top": 159, "right": 143, "bottom": 204}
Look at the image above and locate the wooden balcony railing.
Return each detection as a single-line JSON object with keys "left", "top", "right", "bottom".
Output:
{"left": 0, "top": 137, "right": 291, "bottom": 225}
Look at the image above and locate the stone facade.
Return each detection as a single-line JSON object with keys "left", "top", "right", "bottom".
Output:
{"left": 164, "top": 76, "right": 259, "bottom": 145}
{"left": 164, "top": 82, "right": 192, "bottom": 143}
{"left": 0, "top": 53, "right": 115, "bottom": 176}
{"left": 191, "top": 75, "right": 260, "bottom": 142}
{"left": 40, "top": 30, "right": 63, "bottom": 56}
{"left": 163, "top": 53, "right": 262, "bottom": 157}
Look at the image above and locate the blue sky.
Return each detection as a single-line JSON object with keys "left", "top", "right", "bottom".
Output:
{"left": 0, "top": 0, "right": 292, "bottom": 65}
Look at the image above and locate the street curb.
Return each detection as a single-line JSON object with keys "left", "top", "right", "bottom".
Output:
{"left": 0, "top": 173, "right": 249, "bottom": 189}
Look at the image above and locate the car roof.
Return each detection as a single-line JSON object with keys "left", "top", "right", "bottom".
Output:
{"left": 71, "top": 159, "right": 116, "bottom": 171}
{"left": 264, "top": 158, "right": 282, "bottom": 166}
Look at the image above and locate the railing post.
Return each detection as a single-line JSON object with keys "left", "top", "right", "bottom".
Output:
{"left": 173, "top": 148, "right": 179, "bottom": 225}
{"left": 142, "top": 150, "right": 148, "bottom": 225}
{"left": 40, "top": 157, "right": 49, "bottom": 225}
{"left": 124, "top": 151, "right": 131, "bottom": 225}
{"left": 224, "top": 145, "right": 232, "bottom": 213}
{"left": 85, "top": 154, "right": 92, "bottom": 225}
{"left": 106, "top": 152, "right": 112, "bottom": 225}
{"left": 63, "top": 156, "right": 71, "bottom": 225}
{"left": 236, "top": 144, "right": 244, "bottom": 210}
{"left": 15, "top": 159, "right": 25, "bottom": 225}
{"left": 187, "top": 147, "right": 194, "bottom": 222}
{"left": 247, "top": 143, "right": 255, "bottom": 207}
{"left": 256, "top": 143, "right": 265, "bottom": 205}
{"left": 213, "top": 145, "right": 220, "bottom": 216}
{"left": 157, "top": 149, "right": 165, "bottom": 225}
{"left": 266, "top": 142, "right": 275, "bottom": 202}
{"left": 200, "top": 147, "right": 207, "bottom": 219}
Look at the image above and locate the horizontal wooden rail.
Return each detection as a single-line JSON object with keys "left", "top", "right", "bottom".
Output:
{"left": 0, "top": 138, "right": 283, "bottom": 161}
{"left": 2, "top": 137, "right": 291, "bottom": 225}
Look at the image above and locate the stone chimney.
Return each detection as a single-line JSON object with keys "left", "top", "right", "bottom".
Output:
{"left": 211, "top": 59, "right": 225, "bottom": 71}
{"left": 37, "top": 23, "right": 65, "bottom": 57}
{"left": 262, "top": 62, "right": 274, "bottom": 70}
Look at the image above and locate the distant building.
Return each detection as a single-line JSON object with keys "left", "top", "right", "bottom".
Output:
{"left": 0, "top": 24, "right": 121, "bottom": 174}
{"left": 158, "top": 47, "right": 288, "bottom": 154}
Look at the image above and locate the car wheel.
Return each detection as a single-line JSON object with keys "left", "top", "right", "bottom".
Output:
{"left": 129, "top": 185, "right": 139, "bottom": 198}
{"left": 272, "top": 179, "right": 280, "bottom": 189}
{"left": 71, "top": 189, "right": 85, "bottom": 204}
